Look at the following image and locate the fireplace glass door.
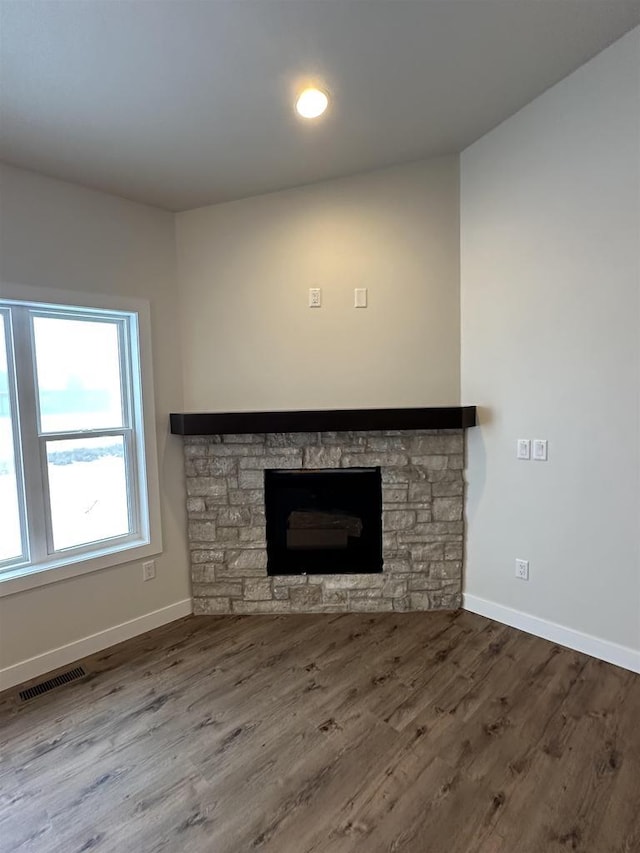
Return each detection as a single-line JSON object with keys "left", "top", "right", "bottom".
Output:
{"left": 264, "top": 467, "right": 383, "bottom": 576}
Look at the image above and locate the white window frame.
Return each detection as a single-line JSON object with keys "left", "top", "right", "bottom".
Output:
{"left": 0, "top": 283, "right": 162, "bottom": 597}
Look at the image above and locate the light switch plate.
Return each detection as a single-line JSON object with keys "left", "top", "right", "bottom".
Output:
{"left": 517, "top": 439, "right": 531, "bottom": 460}
{"left": 354, "top": 287, "right": 367, "bottom": 308}
{"left": 532, "top": 439, "right": 548, "bottom": 461}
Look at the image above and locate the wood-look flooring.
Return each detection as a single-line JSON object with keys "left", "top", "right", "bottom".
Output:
{"left": 1, "top": 611, "right": 639, "bottom": 853}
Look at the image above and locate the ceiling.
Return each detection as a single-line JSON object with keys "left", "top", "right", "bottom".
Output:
{"left": 1, "top": 1, "right": 638, "bottom": 211}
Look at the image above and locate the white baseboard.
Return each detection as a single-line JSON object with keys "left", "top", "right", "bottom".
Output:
{"left": 463, "top": 593, "right": 640, "bottom": 675}
{"left": 0, "top": 598, "right": 193, "bottom": 692}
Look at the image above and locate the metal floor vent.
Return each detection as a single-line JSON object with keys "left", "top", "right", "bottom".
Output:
{"left": 19, "top": 666, "right": 86, "bottom": 702}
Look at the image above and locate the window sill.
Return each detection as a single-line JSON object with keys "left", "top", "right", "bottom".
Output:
{"left": 0, "top": 539, "right": 162, "bottom": 598}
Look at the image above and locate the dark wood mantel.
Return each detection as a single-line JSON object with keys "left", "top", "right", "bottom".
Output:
{"left": 170, "top": 406, "right": 477, "bottom": 435}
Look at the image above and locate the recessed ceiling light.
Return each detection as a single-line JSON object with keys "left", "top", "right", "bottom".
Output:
{"left": 295, "top": 87, "right": 329, "bottom": 119}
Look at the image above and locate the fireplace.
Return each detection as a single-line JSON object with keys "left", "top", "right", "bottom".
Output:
{"left": 264, "top": 468, "right": 383, "bottom": 576}
{"left": 178, "top": 424, "right": 469, "bottom": 614}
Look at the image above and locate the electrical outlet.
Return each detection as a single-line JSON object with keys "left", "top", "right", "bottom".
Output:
{"left": 517, "top": 439, "right": 531, "bottom": 460}
{"left": 515, "top": 558, "right": 529, "bottom": 581}
{"left": 142, "top": 560, "right": 156, "bottom": 581}
{"left": 308, "top": 287, "right": 321, "bottom": 308}
{"left": 532, "top": 439, "right": 548, "bottom": 461}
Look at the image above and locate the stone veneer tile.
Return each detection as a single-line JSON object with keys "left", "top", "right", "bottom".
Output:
{"left": 183, "top": 429, "right": 465, "bottom": 614}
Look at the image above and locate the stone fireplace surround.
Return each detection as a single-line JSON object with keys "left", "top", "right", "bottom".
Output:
{"left": 182, "top": 428, "right": 465, "bottom": 615}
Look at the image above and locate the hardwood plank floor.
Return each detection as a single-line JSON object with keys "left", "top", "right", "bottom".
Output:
{"left": 1, "top": 612, "right": 638, "bottom": 853}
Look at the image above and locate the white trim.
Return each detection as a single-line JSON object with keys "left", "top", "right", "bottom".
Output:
{"left": 0, "top": 283, "right": 163, "bottom": 596}
{"left": 0, "top": 281, "right": 152, "bottom": 315}
{"left": 0, "top": 599, "right": 193, "bottom": 692}
{"left": 463, "top": 593, "right": 640, "bottom": 675}
{"left": 0, "top": 540, "right": 162, "bottom": 597}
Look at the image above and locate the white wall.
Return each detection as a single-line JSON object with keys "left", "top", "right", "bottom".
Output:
{"left": 176, "top": 158, "right": 460, "bottom": 411}
{"left": 461, "top": 29, "right": 640, "bottom": 665}
{"left": 0, "top": 164, "right": 190, "bottom": 680}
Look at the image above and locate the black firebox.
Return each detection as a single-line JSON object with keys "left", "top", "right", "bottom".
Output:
{"left": 264, "top": 468, "right": 383, "bottom": 576}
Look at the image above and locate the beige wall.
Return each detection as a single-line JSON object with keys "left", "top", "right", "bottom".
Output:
{"left": 176, "top": 158, "right": 460, "bottom": 411}
{"left": 3, "top": 26, "right": 637, "bottom": 679}
{"left": 461, "top": 29, "right": 640, "bottom": 656}
{"left": 0, "top": 164, "right": 190, "bottom": 671}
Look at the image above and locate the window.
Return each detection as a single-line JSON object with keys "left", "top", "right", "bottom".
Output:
{"left": 0, "top": 292, "right": 161, "bottom": 594}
